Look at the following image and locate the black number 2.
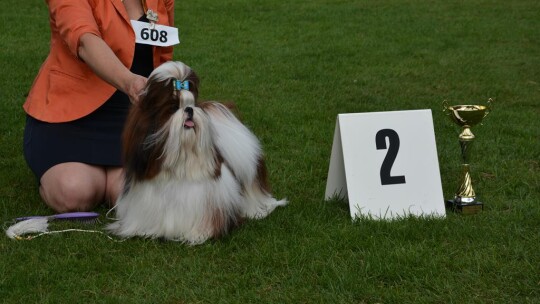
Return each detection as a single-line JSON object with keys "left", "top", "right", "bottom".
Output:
{"left": 375, "top": 129, "right": 406, "bottom": 185}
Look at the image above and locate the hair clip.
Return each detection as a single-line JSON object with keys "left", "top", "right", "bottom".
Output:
{"left": 173, "top": 80, "right": 189, "bottom": 91}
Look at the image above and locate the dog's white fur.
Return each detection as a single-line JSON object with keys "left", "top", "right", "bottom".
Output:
{"left": 107, "top": 61, "right": 287, "bottom": 244}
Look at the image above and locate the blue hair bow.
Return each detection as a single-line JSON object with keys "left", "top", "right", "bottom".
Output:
{"left": 173, "top": 80, "right": 189, "bottom": 91}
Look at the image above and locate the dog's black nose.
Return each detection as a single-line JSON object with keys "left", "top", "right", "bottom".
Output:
{"left": 185, "top": 107, "right": 193, "bottom": 119}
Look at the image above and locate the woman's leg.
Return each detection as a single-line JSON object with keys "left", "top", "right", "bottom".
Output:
{"left": 105, "top": 167, "right": 124, "bottom": 206}
{"left": 40, "top": 162, "right": 107, "bottom": 212}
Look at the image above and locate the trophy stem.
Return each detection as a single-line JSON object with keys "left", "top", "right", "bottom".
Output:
{"left": 459, "top": 127, "right": 474, "bottom": 168}
{"left": 447, "top": 126, "right": 483, "bottom": 214}
{"left": 457, "top": 126, "right": 475, "bottom": 200}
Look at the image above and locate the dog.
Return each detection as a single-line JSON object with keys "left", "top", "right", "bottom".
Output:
{"left": 107, "top": 61, "right": 287, "bottom": 244}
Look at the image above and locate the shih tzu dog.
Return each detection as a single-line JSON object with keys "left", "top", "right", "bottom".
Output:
{"left": 107, "top": 61, "right": 287, "bottom": 244}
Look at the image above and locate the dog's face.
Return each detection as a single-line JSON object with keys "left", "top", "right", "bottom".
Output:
{"left": 122, "top": 61, "right": 220, "bottom": 184}
{"left": 159, "top": 105, "right": 219, "bottom": 180}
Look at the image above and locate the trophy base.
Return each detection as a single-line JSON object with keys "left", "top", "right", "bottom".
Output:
{"left": 446, "top": 199, "right": 483, "bottom": 215}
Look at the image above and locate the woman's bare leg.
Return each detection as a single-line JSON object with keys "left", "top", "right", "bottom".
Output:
{"left": 105, "top": 167, "right": 124, "bottom": 206}
{"left": 39, "top": 162, "right": 107, "bottom": 212}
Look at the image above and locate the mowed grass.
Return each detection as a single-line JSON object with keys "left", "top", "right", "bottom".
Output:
{"left": 1, "top": 0, "right": 539, "bottom": 303}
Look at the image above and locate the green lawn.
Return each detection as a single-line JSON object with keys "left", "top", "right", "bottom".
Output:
{"left": 1, "top": 0, "right": 539, "bottom": 303}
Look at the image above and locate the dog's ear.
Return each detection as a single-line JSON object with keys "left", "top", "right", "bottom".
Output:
{"left": 141, "top": 79, "right": 181, "bottom": 118}
{"left": 122, "top": 84, "right": 173, "bottom": 182}
{"left": 122, "top": 104, "right": 166, "bottom": 182}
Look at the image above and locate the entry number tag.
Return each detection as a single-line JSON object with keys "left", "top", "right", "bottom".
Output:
{"left": 325, "top": 109, "right": 446, "bottom": 220}
{"left": 131, "top": 20, "right": 180, "bottom": 47}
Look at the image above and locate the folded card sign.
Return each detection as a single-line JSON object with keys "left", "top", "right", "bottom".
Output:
{"left": 325, "top": 109, "right": 446, "bottom": 220}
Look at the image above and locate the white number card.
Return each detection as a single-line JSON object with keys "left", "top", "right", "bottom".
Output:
{"left": 131, "top": 20, "right": 180, "bottom": 47}
{"left": 325, "top": 109, "right": 446, "bottom": 220}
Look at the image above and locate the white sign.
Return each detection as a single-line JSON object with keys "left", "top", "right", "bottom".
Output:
{"left": 325, "top": 109, "right": 446, "bottom": 220}
{"left": 131, "top": 20, "right": 180, "bottom": 47}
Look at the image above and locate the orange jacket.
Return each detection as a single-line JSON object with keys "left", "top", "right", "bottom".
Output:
{"left": 23, "top": 0, "right": 175, "bottom": 123}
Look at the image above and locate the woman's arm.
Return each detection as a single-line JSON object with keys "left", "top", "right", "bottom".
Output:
{"left": 78, "top": 33, "right": 146, "bottom": 104}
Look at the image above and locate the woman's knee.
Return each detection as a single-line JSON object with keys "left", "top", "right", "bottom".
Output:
{"left": 40, "top": 163, "right": 106, "bottom": 212}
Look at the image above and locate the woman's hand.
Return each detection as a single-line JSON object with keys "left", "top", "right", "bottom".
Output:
{"left": 126, "top": 74, "right": 147, "bottom": 104}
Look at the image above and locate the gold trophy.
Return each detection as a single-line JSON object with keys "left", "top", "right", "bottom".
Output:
{"left": 443, "top": 98, "right": 492, "bottom": 214}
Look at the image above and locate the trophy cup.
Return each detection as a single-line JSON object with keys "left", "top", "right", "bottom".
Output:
{"left": 443, "top": 98, "right": 492, "bottom": 214}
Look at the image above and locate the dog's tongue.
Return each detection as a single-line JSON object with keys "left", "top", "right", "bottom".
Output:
{"left": 184, "top": 120, "right": 195, "bottom": 128}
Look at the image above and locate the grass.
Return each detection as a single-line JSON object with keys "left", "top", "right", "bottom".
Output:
{"left": 1, "top": 0, "right": 539, "bottom": 303}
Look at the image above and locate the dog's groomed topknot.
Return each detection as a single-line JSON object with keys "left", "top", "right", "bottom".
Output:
{"left": 145, "top": 61, "right": 200, "bottom": 108}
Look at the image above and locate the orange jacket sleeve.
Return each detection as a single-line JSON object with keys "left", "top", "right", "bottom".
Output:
{"left": 24, "top": 0, "right": 176, "bottom": 123}
{"left": 47, "top": 0, "right": 102, "bottom": 58}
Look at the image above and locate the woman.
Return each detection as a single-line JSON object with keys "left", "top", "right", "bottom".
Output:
{"left": 23, "top": 0, "right": 175, "bottom": 212}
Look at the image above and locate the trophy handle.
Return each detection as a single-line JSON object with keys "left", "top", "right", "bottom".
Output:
{"left": 484, "top": 98, "right": 493, "bottom": 118}
{"left": 442, "top": 100, "right": 450, "bottom": 115}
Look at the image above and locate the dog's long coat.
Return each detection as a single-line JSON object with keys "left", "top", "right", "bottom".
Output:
{"left": 107, "top": 61, "right": 287, "bottom": 244}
